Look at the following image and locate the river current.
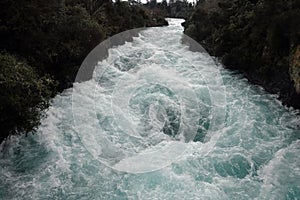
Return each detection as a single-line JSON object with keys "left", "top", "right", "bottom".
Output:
{"left": 0, "top": 18, "right": 299, "bottom": 199}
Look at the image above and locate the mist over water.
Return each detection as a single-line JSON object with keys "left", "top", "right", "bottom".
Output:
{"left": 1, "top": 19, "right": 300, "bottom": 199}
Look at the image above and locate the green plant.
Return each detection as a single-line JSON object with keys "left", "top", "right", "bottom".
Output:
{"left": 0, "top": 52, "right": 55, "bottom": 141}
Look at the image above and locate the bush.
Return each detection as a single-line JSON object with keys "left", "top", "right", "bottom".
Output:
{"left": 0, "top": 0, "right": 167, "bottom": 141}
{"left": 184, "top": 0, "right": 300, "bottom": 108}
{"left": 0, "top": 52, "right": 55, "bottom": 141}
{"left": 0, "top": 2, "right": 105, "bottom": 90}
{"left": 45, "top": 5, "right": 105, "bottom": 89}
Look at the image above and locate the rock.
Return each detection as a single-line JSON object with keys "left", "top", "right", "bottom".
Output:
{"left": 290, "top": 45, "right": 300, "bottom": 94}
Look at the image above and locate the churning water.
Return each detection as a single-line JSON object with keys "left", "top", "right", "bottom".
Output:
{"left": 1, "top": 19, "right": 300, "bottom": 199}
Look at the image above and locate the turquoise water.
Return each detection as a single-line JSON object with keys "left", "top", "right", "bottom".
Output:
{"left": 0, "top": 19, "right": 300, "bottom": 199}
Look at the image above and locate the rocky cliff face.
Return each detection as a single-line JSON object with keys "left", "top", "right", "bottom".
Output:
{"left": 183, "top": 0, "right": 300, "bottom": 109}
{"left": 290, "top": 45, "right": 300, "bottom": 94}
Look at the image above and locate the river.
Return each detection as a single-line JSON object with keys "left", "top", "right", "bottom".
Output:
{"left": 0, "top": 18, "right": 299, "bottom": 199}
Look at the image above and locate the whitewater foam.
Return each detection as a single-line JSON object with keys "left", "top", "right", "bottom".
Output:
{"left": 0, "top": 18, "right": 299, "bottom": 199}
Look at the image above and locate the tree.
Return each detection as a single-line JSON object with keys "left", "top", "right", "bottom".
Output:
{"left": 150, "top": 0, "right": 157, "bottom": 8}
{"left": 161, "top": 0, "right": 167, "bottom": 8}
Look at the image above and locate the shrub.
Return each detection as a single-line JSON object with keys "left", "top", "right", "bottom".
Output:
{"left": 0, "top": 52, "right": 55, "bottom": 141}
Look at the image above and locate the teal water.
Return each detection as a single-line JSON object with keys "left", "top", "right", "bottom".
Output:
{"left": 1, "top": 19, "right": 300, "bottom": 199}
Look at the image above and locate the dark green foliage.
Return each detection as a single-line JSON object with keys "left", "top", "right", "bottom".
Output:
{"left": 185, "top": 0, "right": 299, "bottom": 69}
{"left": 267, "top": 17, "right": 290, "bottom": 56}
{"left": 0, "top": 0, "right": 167, "bottom": 141}
{"left": 93, "top": 1, "right": 165, "bottom": 36}
{"left": 146, "top": 0, "right": 194, "bottom": 19}
{"left": 0, "top": 53, "right": 55, "bottom": 141}
{"left": 65, "top": 0, "right": 109, "bottom": 15}
{"left": 184, "top": 0, "right": 300, "bottom": 108}
{"left": 0, "top": 0, "right": 105, "bottom": 90}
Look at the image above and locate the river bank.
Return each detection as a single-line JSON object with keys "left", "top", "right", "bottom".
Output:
{"left": 0, "top": 0, "right": 168, "bottom": 142}
{"left": 1, "top": 19, "right": 299, "bottom": 199}
{"left": 183, "top": 0, "right": 300, "bottom": 109}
